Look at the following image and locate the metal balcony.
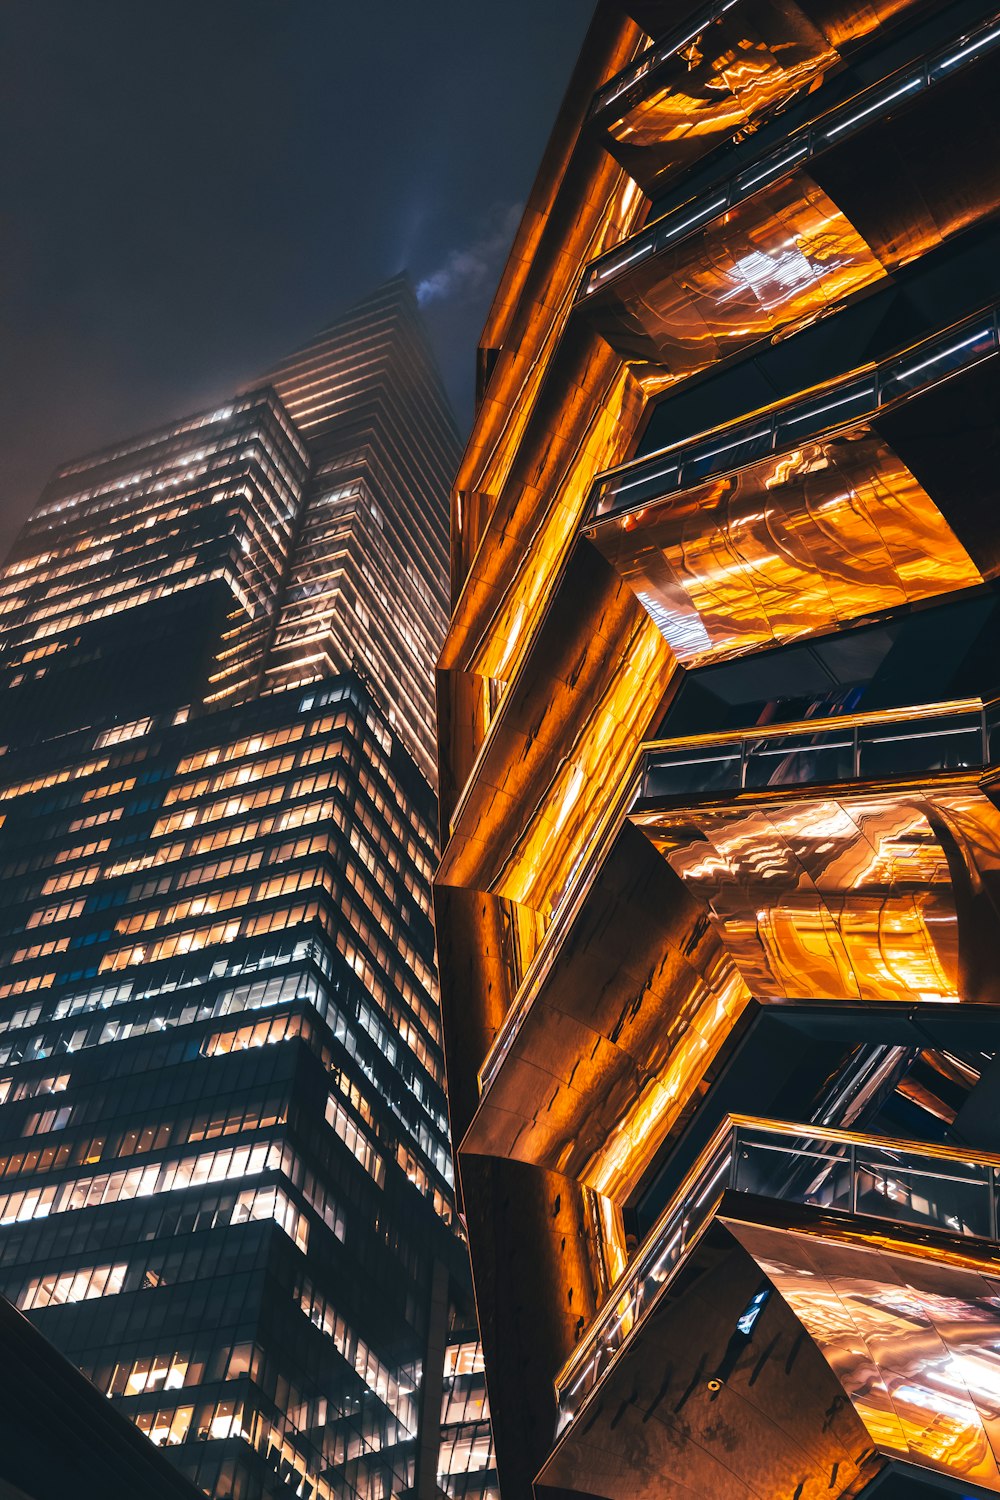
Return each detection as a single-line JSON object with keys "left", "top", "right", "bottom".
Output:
{"left": 639, "top": 696, "right": 999, "bottom": 803}
{"left": 582, "top": 11, "right": 1000, "bottom": 303}
{"left": 575, "top": 12, "right": 1000, "bottom": 385}
{"left": 584, "top": 310, "right": 999, "bottom": 666}
{"left": 597, "top": 0, "right": 951, "bottom": 197}
{"left": 630, "top": 697, "right": 1000, "bottom": 1007}
{"left": 587, "top": 307, "right": 1000, "bottom": 525}
{"left": 556, "top": 1113, "right": 1000, "bottom": 1431}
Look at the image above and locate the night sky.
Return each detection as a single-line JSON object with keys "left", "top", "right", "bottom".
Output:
{"left": 0, "top": 2, "right": 593, "bottom": 556}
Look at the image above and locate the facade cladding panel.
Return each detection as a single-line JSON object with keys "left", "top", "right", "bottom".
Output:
{"left": 435, "top": 4, "right": 1000, "bottom": 1500}
{"left": 0, "top": 278, "right": 497, "bottom": 1500}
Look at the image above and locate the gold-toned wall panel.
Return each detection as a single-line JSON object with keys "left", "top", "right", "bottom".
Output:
{"left": 728, "top": 1212, "right": 1000, "bottom": 1491}
{"left": 536, "top": 1217, "right": 879, "bottom": 1499}
{"left": 440, "top": 547, "right": 675, "bottom": 925}
{"left": 442, "top": 332, "right": 650, "bottom": 825}
{"left": 588, "top": 174, "right": 886, "bottom": 371}
{"left": 603, "top": 1, "right": 840, "bottom": 189}
{"left": 461, "top": 823, "right": 752, "bottom": 1205}
{"left": 592, "top": 428, "right": 983, "bottom": 664}
{"left": 636, "top": 780, "right": 1000, "bottom": 1005}
{"left": 476, "top": 10, "right": 644, "bottom": 399}
{"left": 433, "top": 885, "right": 514, "bottom": 1146}
{"left": 469, "top": 354, "right": 647, "bottom": 687}
{"left": 454, "top": 50, "right": 648, "bottom": 599}
{"left": 460, "top": 1155, "right": 618, "bottom": 1500}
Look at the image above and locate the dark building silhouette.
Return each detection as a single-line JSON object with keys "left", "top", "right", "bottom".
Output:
{"left": 0, "top": 278, "right": 496, "bottom": 1500}
{"left": 434, "top": 4, "right": 1000, "bottom": 1499}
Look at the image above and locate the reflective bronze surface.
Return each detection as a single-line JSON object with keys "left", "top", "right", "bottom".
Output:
{"left": 635, "top": 777, "right": 1000, "bottom": 1005}
{"left": 537, "top": 1215, "right": 880, "bottom": 1499}
{"left": 600, "top": 0, "right": 840, "bottom": 192}
{"left": 434, "top": 4, "right": 1000, "bottom": 1497}
{"left": 586, "top": 172, "right": 885, "bottom": 371}
{"left": 439, "top": 545, "right": 675, "bottom": 938}
{"left": 542, "top": 1192, "right": 1000, "bottom": 1496}
{"left": 728, "top": 1211, "right": 1000, "bottom": 1489}
{"left": 591, "top": 428, "right": 981, "bottom": 663}
{"left": 460, "top": 823, "right": 751, "bottom": 1203}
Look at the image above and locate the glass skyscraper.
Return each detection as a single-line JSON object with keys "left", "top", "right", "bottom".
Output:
{"left": 0, "top": 277, "right": 496, "bottom": 1500}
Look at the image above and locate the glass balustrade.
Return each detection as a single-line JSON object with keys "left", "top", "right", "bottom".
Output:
{"left": 579, "top": 12, "right": 1000, "bottom": 303}
{"left": 589, "top": 310, "right": 1000, "bottom": 523}
{"left": 639, "top": 701, "right": 993, "bottom": 804}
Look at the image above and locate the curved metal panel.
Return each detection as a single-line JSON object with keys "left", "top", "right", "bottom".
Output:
{"left": 588, "top": 173, "right": 885, "bottom": 371}
{"left": 728, "top": 1214, "right": 1000, "bottom": 1489}
{"left": 591, "top": 428, "right": 982, "bottom": 663}
{"left": 460, "top": 824, "right": 751, "bottom": 1202}
{"left": 635, "top": 782, "right": 1000, "bottom": 1004}
{"left": 602, "top": 1, "right": 840, "bottom": 189}
{"left": 537, "top": 1220, "right": 879, "bottom": 1499}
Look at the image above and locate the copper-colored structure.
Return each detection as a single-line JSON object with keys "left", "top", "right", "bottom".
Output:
{"left": 435, "top": 2, "right": 1000, "bottom": 1496}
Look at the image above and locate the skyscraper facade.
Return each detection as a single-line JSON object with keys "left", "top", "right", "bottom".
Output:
{"left": 434, "top": 4, "right": 1000, "bottom": 1499}
{"left": 0, "top": 278, "right": 496, "bottom": 1500}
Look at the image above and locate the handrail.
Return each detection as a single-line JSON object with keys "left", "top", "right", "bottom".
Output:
{"left": 585, "top": 303, "right": 1000, "bottom": 524}
{"left": 642, "top": 697, "right": 984, "bottom": 757}
{"left": 727, "top": 1111, "right": 1000, "bottom": 1170}
{"left": 578, "top": 10, "right": 1000, "bottom": 303}
{"left": 638, "top": 695, "right": 998, "bottom": 803}
{"left": 553, "top": 1111, "right": 1000, "bottom": 1434}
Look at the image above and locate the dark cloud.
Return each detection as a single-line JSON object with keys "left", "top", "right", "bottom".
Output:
{"left": 417, "top": 202, "right": 523, "bottom": 307}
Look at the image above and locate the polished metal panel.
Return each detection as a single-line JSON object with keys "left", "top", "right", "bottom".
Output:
{"left": 635, "top": 777, "right": 1000, "bottom": 1005}
{"left": 727, "top": 1215, "right": 1000, "bottom": 1489}
{"left": 590, "top": 428, "right": 981, "bottom": 664}
{"left": 459, "top": 824, "right": 751, "bottom": 1203}
{"left": 588, "top": 13, "right": 1000, "bottom": 297}
{"left": 587, "top": 172, "right": 886, "bottom": 372}
{"left": 599, "top": 1, "right": 839, "bottom": 192}
{"left": 538, "top": 1216, "right": 879, "bottom": 1499}
{"left": 555, "top": 1114, "right": 1000, "bottom": 1433}
{"left": 439, "top": 545, "right": 675, "bottom": 938}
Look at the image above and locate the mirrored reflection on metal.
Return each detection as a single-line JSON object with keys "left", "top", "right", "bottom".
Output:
{"left": 590, "top": 0, "right": 928, "bottom": 129}
{"left": 477, "top": 776, "right": 643, "bottom": 1097}
{"left": 731, "top": 1219, "right": 1000, "bottom": 1489}
{"left": 580, "top": 11, "right": 1000, "bottom": 301}
{"left": 465, "top": 896, "right": 749, "bottom": 1202}
{"left": 595, "top": 6, "right": 839, "bottom": 191}
{"left": 585, "top": 176, "right": 885, "bottom": 375}
{"left": 589, "top": 0, "right": 745, "bottom": 120}
{"left": 589, "top": 308, "right": 1000, "bottom": 523}
{"left": 634, "top": 768, "right": 1000, "bottom": 1004}
{"left": 591, "top": 428, "right": 982, "bottom": 665}
{"left": 555, "top": 1112, "right": 1000, "bottom": 1436}
{"left": 640, "top": 697, "right": 997, "bottom": 802}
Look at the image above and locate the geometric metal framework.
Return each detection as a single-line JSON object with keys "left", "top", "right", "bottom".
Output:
{"left": 434, "top": 2, "right": 1000, "bottom": 1498}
